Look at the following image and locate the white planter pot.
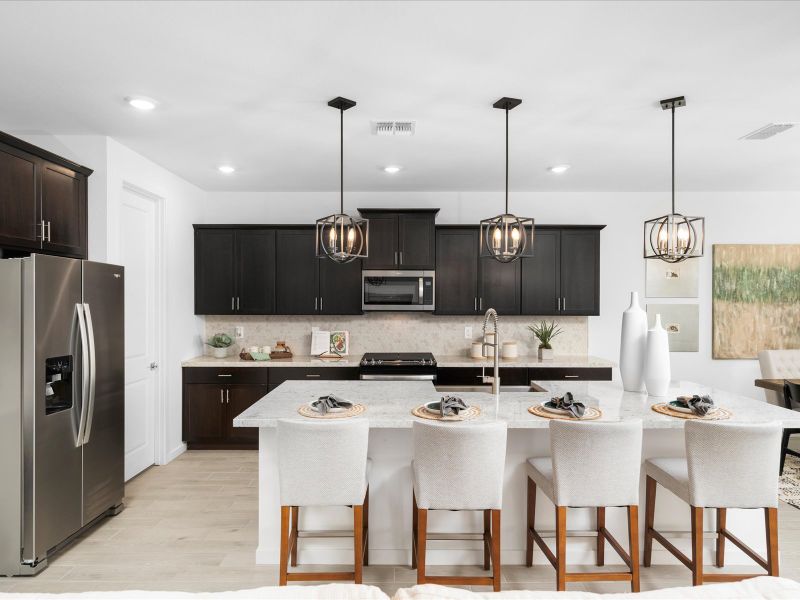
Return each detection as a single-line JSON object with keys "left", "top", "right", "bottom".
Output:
{"left": 211, "top": 346, "right": 228, "bottom": 359}
{"left": 538, "top": 347, "right": 554, "bottom": 360}
{"left": 643, "top": 314, "right": 671, "bottom": 397}
{"left": 619, "top": 291, "right": 648, "bottom": 392}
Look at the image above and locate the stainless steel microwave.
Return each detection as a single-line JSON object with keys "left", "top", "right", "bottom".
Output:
{"left": 362, "top": 270, "right": 435, "bottom": 311}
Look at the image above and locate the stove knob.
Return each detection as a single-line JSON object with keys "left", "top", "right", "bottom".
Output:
{"left": 377, "top": 359, "right": 383, "bottom": 365}
{"left": 370, "top": 359, "right": 376, "bottom": 366}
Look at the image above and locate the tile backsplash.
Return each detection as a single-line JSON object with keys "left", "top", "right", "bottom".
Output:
{"left": 204, "top": 313, "right": 588, "bottom": 357}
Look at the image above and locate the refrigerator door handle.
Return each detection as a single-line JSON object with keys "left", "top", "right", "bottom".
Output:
{"left": 75, "top": 303, "right": 90, "bottom": 448}
{"left": 81, "top": 303, "right": 98, "bottom": 445}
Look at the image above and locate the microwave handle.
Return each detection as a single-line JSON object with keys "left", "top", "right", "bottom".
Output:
{"left": 419, "top": 277, "right": 424, "bottom": 304}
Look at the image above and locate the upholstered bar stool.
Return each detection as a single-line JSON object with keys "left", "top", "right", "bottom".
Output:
{"left": 644, "top": 421, "right": 782, "bottom": 585}
{"left": 526, "top": 420, "right": 643, "bottom": 592}
{"left": 411, "top": 420, "right": 507, "bottom": 591}
{"left": 276, "top": 419, "right": 370, "bottom": 585}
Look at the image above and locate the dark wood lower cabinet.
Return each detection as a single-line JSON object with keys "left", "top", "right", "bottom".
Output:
{"left": 226, "top": 384, "right": 268, "bottom": 445}
{"left": 184, "top": 384, "right": 228, "bottom": 447}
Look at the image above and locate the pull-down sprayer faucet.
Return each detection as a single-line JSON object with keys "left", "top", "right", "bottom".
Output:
{"left": 481, "top": 308, "right": 500, "bottom": 396}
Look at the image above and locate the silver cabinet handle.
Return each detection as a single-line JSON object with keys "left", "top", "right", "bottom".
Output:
{"left": 231, "top": 297, "right": 234, "bottom": 311}
{"left": 394, "top": 251, "right": 398, "bottom": 265}
{"left": 38, "top": 220, "right": 46, "bottom": 240}
{"left": 305, "top": 374, "right": 321, "bottom": 377}
{"left": 314, "top": 297, "right": 318, "bottom": 311}
{"left": 320, "top": 296, "right": 323, "bottom": 312}
{"left": 399, "top": 251, "right": 403, "bottom": 265}
{"left": 563, "top": 297, "right": 566, "bottom": 311}
{"left": 564, "top": 375, "right": 579, "bottom": 378}
{"left": 558, "top": 297, "right": 561, "bottom": 311}
{"left": 479, "top": 297, "right": 483, "bottom": 310}
{"left": 217, "top": 374, "right": 232, "bottom": 377}
{"left": 220, "top": 389, "right": 224, "bottom": 404}
{"left": 46, "top": 221, "right": 51, "bottom": 242}
{"left": 474, "top": 297, "right": 477, "bottom": 311}
{"left": 236, "top": 297, "right": 240, "bottom": 310}
{"left": 226, "top": 389, "right": 230, "bottom": 404}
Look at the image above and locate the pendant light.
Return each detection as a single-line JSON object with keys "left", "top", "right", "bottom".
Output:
{"left": 480, "top": 97, "right": 534, "bottom": 263}
{"left": 644, "top": 96, "right": 704, "bottom": 263}
{"left": 316, "top": 97, "right": 368, "bottom": 263}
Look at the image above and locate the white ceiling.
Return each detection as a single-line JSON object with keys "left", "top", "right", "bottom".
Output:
{"left": 1, "top": 1, "right": 799, "bottom": 192}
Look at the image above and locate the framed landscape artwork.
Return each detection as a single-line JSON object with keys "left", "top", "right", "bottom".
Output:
{"left": 646, "top": 258, "right": 699, "bottom": 297}
{"left": 647, "top": 304, "right": 699, "bottom": 352}
{"left": 712, "top": 244, "right": 800, "bottom": 359}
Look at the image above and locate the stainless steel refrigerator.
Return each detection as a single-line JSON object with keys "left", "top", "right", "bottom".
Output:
{"left": 0, "top": 254, "right": 124, "bottom": 576}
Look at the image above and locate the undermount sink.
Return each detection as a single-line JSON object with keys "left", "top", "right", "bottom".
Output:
{"left": 434, "top": 383, "right": 548, "bottom": 394}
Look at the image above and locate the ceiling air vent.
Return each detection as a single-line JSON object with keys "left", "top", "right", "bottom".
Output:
{"left": 739, "top": 123, "right": 795, "bottom": 140}
{"left": 372, "top": 121, "right": 416, "bottom": 136}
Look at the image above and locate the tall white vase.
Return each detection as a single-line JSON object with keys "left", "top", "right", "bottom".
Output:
{"left": 644, "top": 314, "right": 671, "bottom": 397}
{"left": 619, "top": 291, "right": 647, "bottom": 392}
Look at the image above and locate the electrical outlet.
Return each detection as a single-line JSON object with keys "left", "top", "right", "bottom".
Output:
{"left": 464, "top": 326, "right": 472, "bottom": 339}
{"left": 234, "top": 326, "right": 244, "bottom": 339}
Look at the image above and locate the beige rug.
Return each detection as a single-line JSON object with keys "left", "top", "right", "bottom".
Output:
{"left": 780, "top": 454, "right": 800, "bottom": 509}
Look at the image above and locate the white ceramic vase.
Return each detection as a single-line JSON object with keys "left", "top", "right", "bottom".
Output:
{"left": 212, "top": 346, "right": 228, "bottom": 359}
{"left": 619, "top": 291, "right": 647, "bottom": 392}
{"left": 643, "top": 314, "right": 671, "bottom": 397}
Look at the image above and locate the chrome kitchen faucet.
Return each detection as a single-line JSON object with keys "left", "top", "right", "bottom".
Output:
{"left": 482, "top": 308, "right": 500, "bottom": 396}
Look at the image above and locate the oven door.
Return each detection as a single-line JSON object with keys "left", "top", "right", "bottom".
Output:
{"left": 362, "top": 270, "right": 435, "bottom": 311}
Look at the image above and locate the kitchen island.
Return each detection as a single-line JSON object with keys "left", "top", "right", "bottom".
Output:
{"left": 234, "top": 379, "right": 800, "bottom": 568}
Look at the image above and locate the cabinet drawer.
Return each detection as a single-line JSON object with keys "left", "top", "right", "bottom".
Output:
{"left": 268, "top": 367, "right": 360, "bottom": 387}
{"left": 182, "top": 367, "right": 270, "bottom": 385}
{"left": 528, "top": 367, "right": 612, "bottom": 381}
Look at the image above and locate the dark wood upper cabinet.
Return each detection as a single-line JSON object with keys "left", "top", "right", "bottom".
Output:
{"left": 435, "top": 228, "right": 479, "bottom": 315}
{"left": 195, "top": 229, "right": 236, "bottom": 315}
{"left": 0, "top": 144, "right": 39, "bottom": 250}
{"left": 275, "top": 228, "right": 319, "bottom": 315}
{"left": 521, "top": 230, "right": 560, "bottom": 315}
{"left": 398, "top": 213, "right": 435, "bottom": 269}
{"left": 40, "top": 164, "right": 87, "bottom": 257}
{"left": 479, "top": 256, "right": 521, "bottom": 315}
{"left": 0, "top": 132, "right": 91, "bottom": 259}
{"left": 559, "top": 228, "right": 600, "bottom": 316}
{"left": 236, "top": 229, "right": 276, "bottom": 314}
{"left": 318, "top": 256, "right": 362, "bottom": 315}
{"left": 359, "top": 209, "right": 438, "bottom": 270}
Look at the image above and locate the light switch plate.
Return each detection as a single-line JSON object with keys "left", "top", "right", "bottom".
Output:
{"left": 464, "top": 326, "right": 472, "bottom": 339}
{"left": 234, "top": 326, "right": 244, "bottom": 339}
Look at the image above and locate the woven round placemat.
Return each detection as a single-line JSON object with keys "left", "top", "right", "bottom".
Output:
{"left": 651, "top": 403, "right": 731, "bottom": 420}
{"left": 411, "top": 405, "right": 481, "bottom": 422}
{"left": 297, "top": 403, "right": 366, "bottom": 419}
{"left": 528, "top": 404, "right": 602, "bottom": 421}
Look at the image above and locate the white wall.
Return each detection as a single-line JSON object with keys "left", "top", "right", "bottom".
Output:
{"left": 201, "top": 189, "right": 800, "bottom": 401}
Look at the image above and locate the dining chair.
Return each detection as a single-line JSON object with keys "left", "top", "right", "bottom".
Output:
{"left": 781, "top": 381, "right": 800, "bottom": 475}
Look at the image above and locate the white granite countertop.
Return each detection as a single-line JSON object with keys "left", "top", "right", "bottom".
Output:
{"left": 233, "top": 379, "right": 800, "bottom": 429}
{"left": 181, "top": 354, "right": 614, "bottom": 369}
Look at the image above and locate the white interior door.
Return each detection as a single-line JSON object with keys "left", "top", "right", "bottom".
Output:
{"left": 120, "top": 186, "right": 160, "bottom": 480}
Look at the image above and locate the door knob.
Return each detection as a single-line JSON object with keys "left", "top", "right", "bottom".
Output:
{"left": 149, "top": 362, "right": 159, "bottom": 370}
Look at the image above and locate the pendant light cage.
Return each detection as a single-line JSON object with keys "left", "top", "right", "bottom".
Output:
{"left": 643, "top": 213, "right": 704, "bottom": 263}
{"left": 480, "top": 213, "right": 534, "bottom": 262}
{"left": 481, "top": 97, "right": 534, "bottom": 263}
{"left": 644, "top": 96, "right": 705, "bottom": 263}
{"left": 316, "top": 212, "right": 368, "bottom": 264}
{"left": 316, "top": 96, "right": 369, "bottom": 263}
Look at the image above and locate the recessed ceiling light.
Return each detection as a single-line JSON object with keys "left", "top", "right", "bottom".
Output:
{"left": 218, "top": 165, "right": 236, "bottom": 174}
{"left": 126, "top": 96, "right": 157, "bottom": 111}
{"left": 383, "top": 166, "right": 401, "bottom": 174}
{"left": 548, "top": 164, "right": 571, "bottom": 174}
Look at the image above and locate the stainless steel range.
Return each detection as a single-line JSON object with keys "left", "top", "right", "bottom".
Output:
{"left": 359, "top": 352, "right": 437, "bottom": 381}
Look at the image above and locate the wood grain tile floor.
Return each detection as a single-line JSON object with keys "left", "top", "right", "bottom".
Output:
{"left": 2, "top": 450, "right": 798, "bottom": 594}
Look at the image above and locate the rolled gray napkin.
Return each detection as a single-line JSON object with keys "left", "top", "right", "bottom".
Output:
{"left": 312, "top": 394, "right": 353, "bottom": 414}
{"left": 551, "top": 392, "right": 586, "bottom": 418}
{"left": 678, "top": 394, "right": 714, "bottom": 417}
{"left": 440, "top": 395, "right": 468, "bottom": 417}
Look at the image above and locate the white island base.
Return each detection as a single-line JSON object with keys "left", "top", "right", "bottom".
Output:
{"left": 235, "top": 380, "right": 800, "bottom": 569}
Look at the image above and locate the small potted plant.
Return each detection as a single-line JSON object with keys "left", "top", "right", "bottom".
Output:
{"left": 206, "top": 333, "right": 233, "bottom": 359}
{"left": 528, "top": 321, "right": 563, "bottom": 360}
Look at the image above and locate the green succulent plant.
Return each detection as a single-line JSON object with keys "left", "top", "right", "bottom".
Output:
{"left": 206, "top": 333, "right": 233, "bottom": 348}
{"left": 528, "top": 321, "right": 563, "bottom": 350}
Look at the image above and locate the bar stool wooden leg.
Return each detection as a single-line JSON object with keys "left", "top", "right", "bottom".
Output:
{"left": 363, "top": 488, "right": 370, "bottom": 567}
{"left": 765, "top": 507, "right": 779, "bottom": 577}
{"left": 279, "top": 506, "right": 290, "bottom": 586}
{"left": 411, "top": 492, "right": 418, "bottom": 569}
{"left": 483, "top": 510, "right": 491, "bottom": 570}
{"left": 491, "top": 509, "right": 502, "bottom": 592}
{"left": 716, "top": 508, "right": 726, "bottom": 568}
{"left": 290, "top": 506, "right": 299, "bottom": 567}
{"left": 628, "top": 505, "right": 640, "bottom": 593}
{"left": 643, "top": 475, "right": 657, "bottom": 567}
{"left": 526, "top": 478, "right": 536, "bottom": 567}
{"left": 555, "top": 506, "right": 567, "bottom": 591}
{"left": 690, "top": 506, "right": 704, "bottom": 586}
{"left": 353, "top": 504, "right": 364, "bottom": 584}
{"left": 416, "top": 507, "right": 428, "bottom": 584}
{"left": 596, "top": 506, "right": 606, "bottom": 567}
